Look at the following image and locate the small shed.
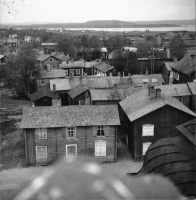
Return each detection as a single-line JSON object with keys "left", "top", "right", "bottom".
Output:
{"left": 21, "top": 105, "right": 120, "bottom": 166}
{"left": 119, "top": 87, "right": 196, "bottom": 161}
{"left": 137, "top": 119, "right": 196, "bottom": 198}
{"left": 30, "top": 88, "right": 61, "bottom": 106}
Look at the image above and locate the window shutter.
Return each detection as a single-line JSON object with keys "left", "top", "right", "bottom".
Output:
{"left": 62, "top": 128, "right": 67, "bottom": 138}
{"left": 93, "top": 126, "right": 98, "bottom": 136}
{"left": 104, "top": 126, "right": 110, "bottom": 136}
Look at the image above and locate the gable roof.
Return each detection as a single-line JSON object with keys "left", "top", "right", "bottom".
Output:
{"left": 171, "top": 52, "right": 196, "bottom": 75}
{"left": 67, "top": 84, "right": 89, "bottom": 99}
{"left": 21, "top": 105, "right": 120, "bottom": 128}
{"left": 100, "top": 47, "right": 108, "bottom": 52}
{"left": 93, "top": 63, "right": 114, "bottom": 73}
{"left": 187, "top": 82, "right": 196, "bottom": 95}
{"left": 36, "top": 55, "right": 60, "bottom": 62}
{"left": 0, "top": 55, "right": 6, "bottom": 59}
{"left": 90, "top": 89, "right": 126, "bottom": 101}
{"left": 30, "top": 88, "right": 60, "bottom": 102}
{"left": 119, "top": 89, "right": 196, "bottom": 122}
{"left": 154, "top": 84, "right": 192, "bottom": 96}
{"left": 55, "top": 54, "right": 70, "bottom": 61}
{"left": 40, "top": 70, "right": 66, "bottom": 79}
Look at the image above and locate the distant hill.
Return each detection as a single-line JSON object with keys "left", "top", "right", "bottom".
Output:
{"left": 0, "top": 20, "right": 181, "bottom": 28}
{"left": 132, "top": 19, "right": 195, "bottom": 26}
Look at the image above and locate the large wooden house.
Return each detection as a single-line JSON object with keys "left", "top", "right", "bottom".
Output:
{"left": 21, "top": 105, "right": 120, "bottom": 166}
{"left": 119, "top": 87, "right": 196, "bottom": 161}
{"left": 137, "top": 119, "right": 196, "bottom": 198}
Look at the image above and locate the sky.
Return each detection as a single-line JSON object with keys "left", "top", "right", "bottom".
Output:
{"left": 0, "top": 0, "right": 195, "bottom": 24}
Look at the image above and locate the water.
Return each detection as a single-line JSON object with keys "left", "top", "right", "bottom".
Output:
{"left": 62, "top": 26, "right": 195, "bottom": 32}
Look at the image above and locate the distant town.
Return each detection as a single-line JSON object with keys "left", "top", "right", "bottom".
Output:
{"left": 0, "top": 24, "right": 196, "bottom": 199}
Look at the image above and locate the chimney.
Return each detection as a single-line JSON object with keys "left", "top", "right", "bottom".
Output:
{"left": 69, "top": 72, "right": 73, "bottom": 80}
{"left": 146, "top": 68, "right": 149, "bottom": 76}
{"left": 71, "top": 58, "right": 74, "bottom": 63}
{"left": 113, "top": 84, "right": 118, "bottom": 99}
{"left": 109, "top": 72, "right": 112, "bottom": 77}
{"left": 156, "top": 88, "right": 161, "bottom": 97}
{"left": 166, "top": 48, "right": 170, "bottom": 58}
{"left": 84, "top": 72, "right": 87, "bottom": 78}
{"left": 53, "top": 84, "right": 56, "bottom": 93}
{"left": 169, "top": 71, "right": 173, "bottom": 85}
{"left": 67, "top": 54, "right": 69, "bottom": 57}
{"left": 118, "top": 72, "right": 121, "bottom": 77}
{"left": 148, "top": 85, "right": 154, "bottom": 96}
{"left": 128, "top": 73, "right": 131, "bottom": 78}
{"left": 173, "top": 57, "right": 177, "bottom": 63}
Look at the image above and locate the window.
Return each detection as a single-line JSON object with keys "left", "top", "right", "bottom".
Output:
{"left": 76, "top": 69, "right": 80, "bottom": 75}
{"left": 36, "top": 128, "right": 47, "bottom": 139}
{"left": 49, "top": 58, "right": 53, "bottom": 62}
{"left": 95, "top": 141, "right": 106, "bottom": 156}
{"left": 66, "top": 144, "right": 77, "bottom": 157}
{"left": 36, "top": 146, "right": 47, "bottom": 158}
{"left": 143, "top": 142, "right": 151, "bottom": 155}
{"left": 97, "top": 126, "right": 105, "bottom": 136}
{"left": 66, "top": 127, "right": 76, "bottom": 138}
{"left": 142, "top": 125, "right": 154, "bottom": 136}
{"left": 40, "top": 79, "right": 45, "bottom": 85}
{"left": 113, "top": 69, "right": 116, "bottom": 74}
{"left": 65, "top": 70, "right": 68, "bottom": 75}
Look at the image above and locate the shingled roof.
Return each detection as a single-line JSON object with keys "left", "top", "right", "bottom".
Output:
{"left": 119, "top": 89, "right": 196, "bottom": 122}
{"left": 67, "top": 84, "right": 89, "bottom": 99}
{"left": 21, "top": 105, "right": 120, "bottom": 128}
{"left": 155, "top": 84, "right": 192, "bottom": 96}
{"left": 36, "top": 55, "right": 61, "bottom": 62}
{"left": 60, "top": 61, "right": 85, "bottom": 69}
{"left": 137, "top": 128, "right": 196, "bottom": 197}
{"left": 90, "top": 89, "right": 126, "bottom": 101}
{"left": 40, "top": 70, "right": 66, "bottom": 79}
{"left": 30, "top": 88, "right": 60, "bottom": 102}
{"left": 131, "top": 74, "right": 165, "bottom": 84}
{"left": 171, "top": 52, "right": 196, "bottom": 75}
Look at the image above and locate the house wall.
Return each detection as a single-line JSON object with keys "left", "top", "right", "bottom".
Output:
{"left": 173, "top": 71, "right": 195, "bottom": 84}
{"left": 24, "top": 125, "right": 117, "bottom": 166}
{"left": 161, "top": 65, "right": 171, "bottom": 84}
{"left": 63, "top": 68, "right": 84, "bottom": 76}
{"left": 34, "top": 97, "right": 52, "bottom": 106}
{"left": 174, "top": 96, "right": 191, "bottom": 110}
{"left": 120, "top": 105, "right": 194, "bottom": 161}
{"left": 38, "top": 57, "right": 60, "bottom": 70}
{"left": 58, "top": 91, "right": 69, "bottom": 106}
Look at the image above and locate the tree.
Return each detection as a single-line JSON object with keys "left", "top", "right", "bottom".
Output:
{"left": 168, "top": 35, "right": 185, "bottom": 59}
{"left": 5, "top": 43, "right": 38, "bottom": 95}
{"left": 137, "top": 41, "right": 153, "bottom": 53}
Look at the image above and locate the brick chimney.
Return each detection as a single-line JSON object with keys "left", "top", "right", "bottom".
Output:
{"left": 156, "top": 88, "right": 161, "bottom": 97}
{"left": 128, "top": 73, "right": 131, "bottom": 78}
{"left": 112, "top": 84, "right": 119, "bottom": 100}
{"left": 146, "top": 68, "right": 149, "bottom": 76}
{"left": 148, "top": 85, "right": 156, "bottom": 98}
{"left": 69, "top": 73, "right": 73, "bottom": 80}
{"left": 173, "top": 57, "right": 177, "bottom": 63}
{"left": 166, "top": 48, "right": 170, "bottom": 58}
{"left": 169, "top": 71, "right": 173, "bottom": 85}
{"left": 53, "top": 84, "right": 56, "bottom": 94}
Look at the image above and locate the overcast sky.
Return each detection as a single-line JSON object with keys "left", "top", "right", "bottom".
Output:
{"left": 0, "top": 0, "right": 195, "bottom": 24}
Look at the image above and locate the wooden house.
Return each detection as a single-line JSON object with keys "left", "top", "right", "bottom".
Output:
{"left": 41, "top": 43, "right": 57, "bottom": 54}
{"left": 137, "top": 119, "right": 196, "bottom": 198}
{"left": 119, "top": 87, "right": 196, "bottom": 161}
{"left": 92, "top": 62, "right": 117, "bottom": 76}
{"left": 6, "top": 38, "right": 18, "bottom": 50}
{"left": 36, "top": 55, "right": 62, "bottom": 71}
{"left": 171, "top": 52, "right": 196, "bottom": 83}
{"left": 30, "top": 87, "right": 61, "bottom": 107}
{"left": 21, "top": 105, "right": 120, "bottom": 166}
{"left": 100, "top": 47, "right": 108, "bottom": 60}
{"left": 187, "top": 82, "right": 196, "bottom": 113}
{"left": 155, "top": 83, "right": 192, "bottom": 109}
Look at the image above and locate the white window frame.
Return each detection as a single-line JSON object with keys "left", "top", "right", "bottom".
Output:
{"left": 65, "top": 70, "right": 68, "bottom": 75}
{"left": 143, "top": 142, "right": 152, "bottom": 155}
{"left": 95, "top": 140, "right": 106, "bottom": 157}
{"left": 97, "top": 126, "right": 105, "bottom": 137}
{"left": 36, "top": 146, "right": 47, "bottom": 159}
{"left": 66, "top": 127, "right": 76, "bottom": 138}
{"left": 36, "top": 128, "right": 47, "bottom": 139}
{"left": 66, "top": 144, "right": 77, "bottom": 157}
{"left": 142, "top": 124, "right": 154, "bottom": 136}
{"left": 76, "top": 69, "right": 80, "bottom": 75}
